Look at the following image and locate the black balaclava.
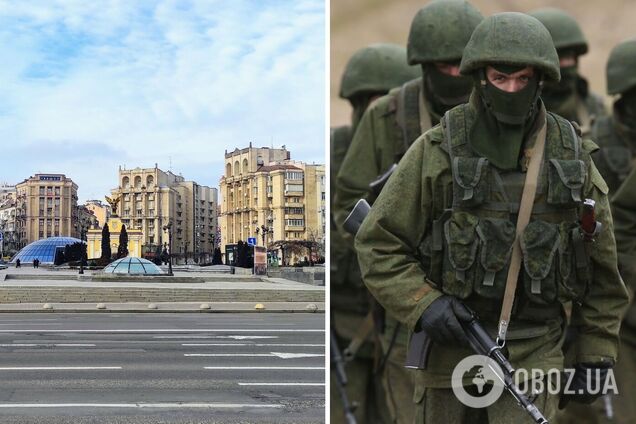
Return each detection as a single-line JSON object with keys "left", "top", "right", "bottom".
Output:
{"left": 541, "top": 51, "right": 579, "bottom": 120}
{"left": 424, "top": 64, "right": 473, "bottom": 117}
{"left": 615, "top": 87, "right": 636, "bottom": 138}
{"left": 470, "top": 65, "right": 543, "bottom": 170}
{"left": 350, "top": 94, "right": 380, "bottom": 133}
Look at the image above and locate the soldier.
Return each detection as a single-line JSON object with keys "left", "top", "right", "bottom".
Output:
{"left": 590, "top": 39, "right": 636, "bottom": 194}
{"left": 560, "top": 39, "right": 636, "bottom": 424}
{"left": 608, "top": 166, "right": 636, "bottom": 424}
{"left": 529, "top": 8, "right": 607, "bottom": 135}
{"left": 331, "top": 43, "right": 419, "bottom": 424}
{"left": 334, "top": 1, "right": 483, "bottom": 422}
{"left": 355, "top": 12, "right": 629, "bottom": 424}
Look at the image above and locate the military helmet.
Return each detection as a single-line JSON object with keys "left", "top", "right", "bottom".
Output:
{"left": 607, "top": 38, "right": 636, "bottom": 95}
{"left": 529, "top": 8, "right": 588, "bottom": 56}
{"left": 339, "top": 43, "right": 419, "bottom": 100}
{"left": 407, "top": 0, "right": 483, "bottom": 65}
{"left": 460, "top": 12, "right": 561, "bottom": 82}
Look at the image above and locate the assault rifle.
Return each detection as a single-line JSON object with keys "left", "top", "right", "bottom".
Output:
{"left": 331, "top": 329, "right": 357, "bottom": 424}
{"left": 406, "top": 307, "right": 549, "bottom": 424}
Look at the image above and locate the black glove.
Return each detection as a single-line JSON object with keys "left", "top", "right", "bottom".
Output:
{"left": 417, "top": 295, "right": 472, "bottom": 347}
{"left": 558, "top": 363, "right": 612, "bottom": 409}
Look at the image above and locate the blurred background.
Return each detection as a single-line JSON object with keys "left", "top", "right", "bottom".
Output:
{"left": 331, "top": 0, "right": 636, "bottom": 126}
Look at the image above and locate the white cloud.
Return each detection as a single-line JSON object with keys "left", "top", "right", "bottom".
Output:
{"left": 0, "top": 0, "right": 325, "bottom": 202}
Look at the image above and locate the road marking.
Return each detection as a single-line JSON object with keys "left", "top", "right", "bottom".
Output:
{"left": 0, "top": 329, "right": 324, "bottom": 333}
{"left": 0, "top": 344, "right": 96, "bottom": 347}
{"left": 0, "top": 403, "right": 281, "bottom": 409}
{"left": 185, "top": 352, "right": 324, "bottom": 358}
{"left": 182, "top": 343, "right": 324, "bottom": 347}
{"left": 0, "top": 367, "right": 121, "bottom": 370}
{"left": 155, "top": 335, "right": 278, "bottom": 340}
{"left": 204, "top": 366, "right": 324, "bottom": 370}
{"left": 238, "top": 382, "right": 325, "bottom": 386}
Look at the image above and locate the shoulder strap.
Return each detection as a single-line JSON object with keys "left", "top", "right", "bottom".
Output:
{"left": 395, "top": 79, "right": 424, "bottom": 160}
{"left": 498, "top": 119, "right": 548, "bottom": 344}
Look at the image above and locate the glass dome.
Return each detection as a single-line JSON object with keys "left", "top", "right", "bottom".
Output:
{"left": 103, "top": 257, "right": 165, "bottom": 275}
{"left": 11, "top": 237, "right": 83, "bottom": 264}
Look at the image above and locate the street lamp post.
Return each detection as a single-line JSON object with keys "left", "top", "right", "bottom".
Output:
{"left": 75, "top": 217, "right": 90, "bottom": 275}
{"left": 163, "top": 221, "right": 173, "bottom": 276}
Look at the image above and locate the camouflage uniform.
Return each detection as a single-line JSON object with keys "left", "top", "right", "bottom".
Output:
{"left": 355, "top": 13, "right": 629, "bottom": 424}
{"left": 334, "top": 2, "right": 483, "bottom": 422}
{"left": 560, "top": 38, "right": 636, "bottom": 424}
{"left": 529, "top": 8, "right": 607, "bottom": 136}
{"left": 331, "top": 44, "right": 419, "bottom": 424}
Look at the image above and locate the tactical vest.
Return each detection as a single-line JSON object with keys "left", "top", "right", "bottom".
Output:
{"left": 423, "top": 105, "right": 591, "bottom": 319}
{"left": 592, "top": 116, "right": 634, "bottom": 194}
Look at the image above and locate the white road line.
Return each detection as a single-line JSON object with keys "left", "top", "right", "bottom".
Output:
{"left": 0, "top": 329, "right": 324, "bottom": 333}
{"left": 0, "top": 403, "right": 281, "bottom": 409}
{"left": 204, "top": 366, "right": 324, "bottom": 370}
{"left": 182, "top": 343, "right": 324, "bottom": 347}
{"left": 0, "top": 344, "right": 96, "bottom": 347}
{"left": 185, "top": 353, "right": 325, "bottom": 358}
{"left": 238, "top": 382, "right": 325, "bottom": 386}
{"left": 154, "top": 335, "right": 278, "bottom": 340}
{"left": 0, "top": 367, "right": 122, "bottom": 370}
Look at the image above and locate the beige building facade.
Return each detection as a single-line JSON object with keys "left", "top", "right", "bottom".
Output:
{"left": 109, "top": 165, "right": 218, "bottom": 263}
{"left": 220, "top": 145, "right": 325, "bottom": 259}
{"left": 87, "top": 216, "right": 143, "bottom": 259}
{"left": 84, "top": 200, "right": 111, "bottom": 228}
{"left": 15, "top": 174, "right": 79, "bottom": 248}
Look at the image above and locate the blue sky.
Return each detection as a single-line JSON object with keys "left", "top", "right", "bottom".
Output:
{"left": 0, "top": 0, "right": 325, "bottom": 202}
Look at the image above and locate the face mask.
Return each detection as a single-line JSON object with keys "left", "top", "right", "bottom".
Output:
{"left": 425, "top": 65, "right": 473, "bottom": 108}
{"left": 477, "top": 71, "right": 540, "bottom": 125}
{"left": 618, "top": 88, "right": 636, "bottom": 122}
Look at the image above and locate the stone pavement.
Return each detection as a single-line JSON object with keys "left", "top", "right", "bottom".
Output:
{"left": 0, "top": 267, "right": 325, "bottom": 313}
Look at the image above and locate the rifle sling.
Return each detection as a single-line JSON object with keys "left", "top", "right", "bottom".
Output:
{"left": 343, "top": 312, "right": 375, "bottom": 360}
{"left": 497, "top": 119, "right": 547, "bottom": 344}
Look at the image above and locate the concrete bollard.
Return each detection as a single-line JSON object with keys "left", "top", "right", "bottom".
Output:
{"left": 254, "top": 303, "right": 265, "bottom": 311}
{"left": 96, "top": 303, "right": 106, "bottom": 310}
{"left": 305, "top": 303, "right": 318, "bottom": 312}
{"left": 147, "top": 303, "right": 158, "bottom": 310}
{"left": 200, "top": 303, "right": 211, "bottom": 310}
{"left": 42, "top": 303, "right": 52, "bottom": 310}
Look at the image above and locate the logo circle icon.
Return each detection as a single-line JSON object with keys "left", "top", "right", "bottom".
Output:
{"left": 451, "top": 354, "right": 506, "bottom": 408}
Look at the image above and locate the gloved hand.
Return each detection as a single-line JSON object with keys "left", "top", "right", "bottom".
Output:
{"left": 558, "top": 363, "right": 612, "bottom": 409}
{"left": 417, "top": 295, "right": 472, "bottom": 347}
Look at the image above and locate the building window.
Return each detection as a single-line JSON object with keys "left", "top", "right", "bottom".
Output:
{"left": 285, "top": 219, "right": 304, "bottom": 227}
{"left": 39, "top": 187, "right": 45, "bottom": 195}
{"left": 285, "top": 171, "right": 303, "bottom": 180}
{"left": 55, "top": 187, "right": 60, "bottom": 195}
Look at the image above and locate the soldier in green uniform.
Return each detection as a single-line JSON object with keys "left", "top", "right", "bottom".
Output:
{"left": 331, "top": 43, "right": 419, "bottom": 424}
{"left": 355, "top": 12, "right": 629, "bottom": 424}
{"left": 334, "top": 1, "right": 483, "bottom": 422}
{"left": 590, "top": 39, "right": 636, "bottom": 194}
{"left": 529, "top": 8, "right": 607, "bottom": 135}
{"left": 609, "top": 166, "right": 636, "bottom": 424}
{"left": 559, "top": 38, "right": 636, "bottom": 424}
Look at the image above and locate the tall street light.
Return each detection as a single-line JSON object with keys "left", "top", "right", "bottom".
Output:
{"left": 163, "top": 220, "right": 173, "bottom": 276}
{"left": 75, "top": 217, "right": 91, "bottom": 275}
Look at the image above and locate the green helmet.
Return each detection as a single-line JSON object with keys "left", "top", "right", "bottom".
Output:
{"left": 529, "top": 8, "right": 588, "bottom": 56}
{"left": 460, "top": 12, "right": 560, "bottom": 82}
{"left": 339, "top": 44, "right": 419, "bottom": 100}
{"left": 607, "top": 38, "right": 636, "bottom": 95}
{"left": 407, "top": 0, "right": 483, "bottom": 65}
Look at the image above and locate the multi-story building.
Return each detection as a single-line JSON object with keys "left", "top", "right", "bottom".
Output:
{"left": 84, "top": 200, "right": 111, "bottom": 228}
{"left": 0, "top": 183, "right": 16, "bottom": 202}
{"left": 0, "top": 197, "right": 17, "bottom": 258}
{"left": 220, "top": 144, "right": 326, "bottom": 258}
{"left": 109, "top": 165, "right": 218, "bottom": 263}
{"left": 15, "top": 174, "right": 78, "bottom": 247}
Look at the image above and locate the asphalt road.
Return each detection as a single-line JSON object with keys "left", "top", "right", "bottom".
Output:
{"left": 0, "top": 313, "right": 326, "bottom": 423}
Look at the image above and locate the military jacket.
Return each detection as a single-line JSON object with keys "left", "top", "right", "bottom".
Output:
{"left": 356, "top": 99, "right": 629, "bottom": 387}
{"left": 591, "top": 113, "right": 636, "bottom": 194}
{"left": 611, "top": 168, "right": 636, "bottom": 332}
{"left": 330, "top": 125, "right": 367, "bottom": 314}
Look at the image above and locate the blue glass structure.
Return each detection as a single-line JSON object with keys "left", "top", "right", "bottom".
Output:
{"left": 103, "top": 257, "right": 164, "bottom": 275}
{"left": 11, "top": 237, "right": 83, "bottom": 264}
